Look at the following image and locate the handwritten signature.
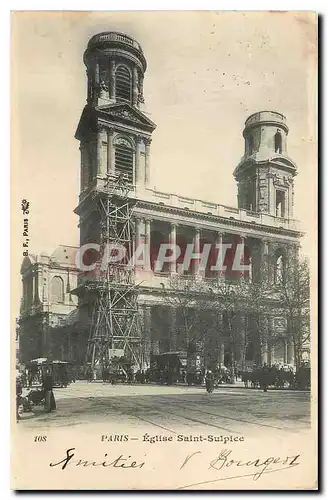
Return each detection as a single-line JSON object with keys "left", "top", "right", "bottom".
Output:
{"left": 49, "top": 447, "right": 301, "bottom": 489}
{"left": 178, "top": 448, "right": 301, "bottom": 488}
{"left": 50, "top": 448, "right": 145, "bottom": 470}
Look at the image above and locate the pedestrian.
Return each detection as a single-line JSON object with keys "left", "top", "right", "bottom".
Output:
{"left": 262, "top": 363, "right": 269, "bottom": 393}
{"left": 42, "top": 368, "right": 56, "bottom": 413}
{"left": 205, "top": 370, "right": 214, "bottom": 393}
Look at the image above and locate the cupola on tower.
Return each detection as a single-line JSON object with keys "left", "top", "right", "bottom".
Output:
{"left": 234, "top": 111, "right": 297, "bottom": 219}
{"left": 75, "top": 32, "right": 156, "bottom": 198}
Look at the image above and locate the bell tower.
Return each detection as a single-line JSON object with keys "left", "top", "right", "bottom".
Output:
{"left": 75, "top": 32, "right": 156, "bottom": 248}
{"left": 234, "top": 111, "right": 297, "bottom": 218}
{"left": 75, "top": 32, "right": 156, "bottom": 199}
{"left": 74, "top": 32, "right": 157, "bottom": 369}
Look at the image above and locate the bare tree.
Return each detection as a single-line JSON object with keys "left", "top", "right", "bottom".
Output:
{"left": 208, "top": 280, "right": 246, "bottom": 378}
{"left": 160, "top": 275, "right": 211, "bottom": 350}
{"left": 275, "top": 257, "right": 310, "bottom": 370}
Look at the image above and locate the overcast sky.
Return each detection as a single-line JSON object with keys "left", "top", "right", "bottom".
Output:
{"left": 12, "top": 11, "right": 317, "bottom": 276}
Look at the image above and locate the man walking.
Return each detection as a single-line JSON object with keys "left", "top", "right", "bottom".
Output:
{"left": 42, "top": 368, "right": 56, "bottom": 413}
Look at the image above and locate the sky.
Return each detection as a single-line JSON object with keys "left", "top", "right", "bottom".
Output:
{"left": 11, "top": 11, "right": 317, "bottom": 313}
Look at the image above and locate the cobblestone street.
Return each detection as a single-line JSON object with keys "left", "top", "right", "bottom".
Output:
{"left": 19, "top": 382, "right": 311, "bottom": 438}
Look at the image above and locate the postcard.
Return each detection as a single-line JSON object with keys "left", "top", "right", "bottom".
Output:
{"left": 11, "top": 11, "right": 318, "bottom": 490}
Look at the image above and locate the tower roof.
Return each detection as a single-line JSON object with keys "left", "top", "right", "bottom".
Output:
{"left": 84, "top": 31, "right": 147, "bottom": 72}
{"left": 244, "top": 110, "right": 289, "bottom": 134}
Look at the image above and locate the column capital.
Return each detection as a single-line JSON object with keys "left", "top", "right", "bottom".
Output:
{"left": 136, "top": 134, "right": 143, "bottom": 144}
{"left": 96, "top": 123, "right": 103, "bottom": 133}
{"left": 144, "top": 137, "right": 152, "bottom": 146}
{"left": 107, "top": 127, "right": 115, "bottom": 136}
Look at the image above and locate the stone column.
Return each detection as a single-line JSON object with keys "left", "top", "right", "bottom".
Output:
{"left": 132, "top": 66, "right": 139, "bottom": 106}
{"left": 261, "top": 315, "right": 269, "bottom": 365}
{"left": 193, "top": 228, "right": 201, "bottom": 276}
{"left": 269, "top": 175, "right": 275, "bottom": 215}
{"left": 261, "top": 340, "right": 268, "bottom": 365}
{"left": 96, "top": 125, "right": 102, "bottom": 176}
{"left": 135, "top": 135, "right": 143, "bottom": 184}
{"left": 144, "top": 138, "right": 152, "bottom": 185}
{"left": 139, "top": 73, "right": 144, "bottom": 103}
{"left": 261, "top": 239, "right": 269, "bottom": 280}
{"left": 109, "top": 59, "right": 116, "bottom": 100}
{"left": 284, "top": 340, "right": 288, "bottom": 364}
{"left": 145, "top": 219, "right": 151, "bottom": 247}
{"left": 170, "top": 223, "right": 177, "bottom": 274}
{"left": 267, "top": 316, "right": 274, "bottom": 366}
{"left": 219, "top": 342, "right": 225, "bottom": 368}
{"left": 216, "top": 231, "right": 224, "bottom": 279}
{"left": 240, "top": 235, "right": 246, "bottom": 280}
{"left": 134, "top": 218, "right": 142, "bottom": 268}
{"left": 34, "top": 268, "right": 41, "bottom": 305}
{"left": 107, "top": 127, "right": 114, "bottom": 175}
{"left": 248, "top": 256, "right": 253, "bottom": 282}
{"left": 135, "top": 218, "right": 142, "bottom": 248}
{"left": 94, "top": 61, "right": 100, "bottom": 104}
{"left": 239, "top": 312, "right": 247, "bottom": 370}
{"left": 145, "top": 219, "right": 151, "bottom": 270}
{"left": 287, "top": 340, "right": 294, "bottom": 365}
{"left": 142, "top": 306, "right": 152, "bottom": 368}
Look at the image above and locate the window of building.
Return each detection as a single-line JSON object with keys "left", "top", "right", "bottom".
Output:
{"left": 274, "top": 130, "right": 282, "bottom": 153}
{"left": 114, "top": 137, "right": 134, "bottom": 183}
{"left": 275, "top": 189, "right": 286, "bottom": 217}
{"left": 115, "top": 65, "right": 132, "bottom": 102}
{"left": 51, "top": 276, "right": 64, "bottom": 303}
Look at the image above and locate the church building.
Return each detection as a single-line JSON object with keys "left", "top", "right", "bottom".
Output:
{"left": 19, "top": 32, "right": 304, "bottom": 369}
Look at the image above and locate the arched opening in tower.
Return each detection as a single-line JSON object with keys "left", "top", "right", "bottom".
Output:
{"left": 115, "top": 65, "right": 132, "bottom": 102}
{"left": 275, "top": 189, "right": 286, "bottom": 218}
{"left": 115, "top": 142, "right": 134, "bottom": 183}
{"left": 274, "top": 130, "right": 283, "bottom": 154}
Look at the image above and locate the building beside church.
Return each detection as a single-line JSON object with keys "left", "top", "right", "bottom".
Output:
{"left": 18, "top": 246, "right": 79, "bottom": 362}
{"left": 19, "top": 31, "right": 307, "bottom": 368}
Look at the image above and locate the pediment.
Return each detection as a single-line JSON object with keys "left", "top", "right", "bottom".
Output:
{"left": 97, "top": 103, "right": 156, "bottom": 131}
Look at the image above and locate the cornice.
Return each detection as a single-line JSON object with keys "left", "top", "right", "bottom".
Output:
{"left": 134, "top": 200, "right": 303, "bottom": 240}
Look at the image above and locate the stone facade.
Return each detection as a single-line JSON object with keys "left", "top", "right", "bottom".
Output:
{"left": 18, "top": 246, "right": 81, "bottom": 362}
{"left": 19, "top": 32, "right": 307, "bottom": 368}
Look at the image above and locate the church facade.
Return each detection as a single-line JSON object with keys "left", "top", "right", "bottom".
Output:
{"left": 19, "top": 32, "right": 305, "bottom": 369}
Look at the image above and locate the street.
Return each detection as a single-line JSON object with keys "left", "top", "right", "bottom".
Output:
{"left": 19, "top": 382, "right": 311, "bottom": 438}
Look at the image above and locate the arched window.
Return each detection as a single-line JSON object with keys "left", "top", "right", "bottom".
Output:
{"left": 274, "top": 130, "right": 282, "bottom": 153}
{"left": 51, "top": 276, "right": 64, "bottom": 303}
{"left": 115, "top": 65, "right": 132, "bottom": 102}
{"left": 274, "top": 254, "right": 285, "bottom": 283}
{"left": 114, "top": 137, "right": 134, "bottom": 183}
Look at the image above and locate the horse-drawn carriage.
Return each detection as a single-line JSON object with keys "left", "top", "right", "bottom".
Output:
{"left": 26, "top": 358, "right": 71, "bottom": 388}
{"left": 241, "top": 364, "right": 310, "bottom": 390}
